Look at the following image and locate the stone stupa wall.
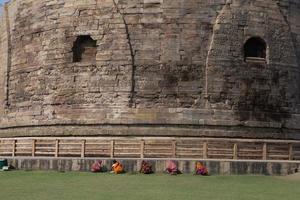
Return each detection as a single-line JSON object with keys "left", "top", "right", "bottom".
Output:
{"left": 0, "top": 0, "right": 299, "bottom": 139}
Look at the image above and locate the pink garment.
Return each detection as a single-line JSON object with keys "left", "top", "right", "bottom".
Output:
{"left": 91, "top": 160, "right": 102, "bottom": 172}
{"left": 166, "top": 160, "right": 178, "bottom": 174}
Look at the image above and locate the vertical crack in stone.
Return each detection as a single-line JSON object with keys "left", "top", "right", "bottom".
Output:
{"left": 205, "top": 3, "right": 229, "bottom": 107}
{"left": 112, "top": 0, "right": 136, "bottom": 108}
{"left": 276, "top": 2, "right": 299, "bottom": 68}
{"left": 204, "top": 30, "right": 214, "bottom": 106}
{"left": 4, "top": 4, "right": 11, "bottom": 108}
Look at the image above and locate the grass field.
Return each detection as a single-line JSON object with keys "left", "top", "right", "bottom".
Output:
{"left": 0, "top": 171, "right": 300, "bottom": 200}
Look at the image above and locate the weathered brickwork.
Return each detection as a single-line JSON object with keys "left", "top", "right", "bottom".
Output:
{"left": 0, "top": 0, "right": 299, "bottom": 139}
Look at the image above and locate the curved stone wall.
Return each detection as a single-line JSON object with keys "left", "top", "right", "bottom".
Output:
{"left": 0, "top": 0, "right": 299, "bottom": 139}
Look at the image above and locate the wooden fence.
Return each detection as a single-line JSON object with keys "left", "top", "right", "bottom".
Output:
{"left": 1, "top": 137, "right": 300, "bottom": 161}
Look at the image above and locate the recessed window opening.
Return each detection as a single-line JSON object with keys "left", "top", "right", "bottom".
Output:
{"left": 244, "top": 37, "right": 266, "bottom": 62}
{"left": 72, "top": 35, "right": 97, "bottom": 63}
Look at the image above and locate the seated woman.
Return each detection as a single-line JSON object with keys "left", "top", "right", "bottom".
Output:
{"left": 111, "top": 160, "right": 124, "bottom": 174}
{"left": 166, "top": 160, "right": 180, "bottom": 175}
{"left": 140, "top": 160, "right": 153, "bottom": 174}
{"left": 195, "top": 161, "right": 208, "bottom": 176}
{"left": 91, "top": 160, "right": 102, "bottom": 173}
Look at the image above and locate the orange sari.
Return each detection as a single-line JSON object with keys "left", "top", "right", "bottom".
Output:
{"left": 112, "top": 161, "right": 123, "bottom": 174}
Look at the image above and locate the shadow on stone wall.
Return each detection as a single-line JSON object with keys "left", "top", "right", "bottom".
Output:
{"left": 234, "top": 67, "right": 292, "bottom": 123}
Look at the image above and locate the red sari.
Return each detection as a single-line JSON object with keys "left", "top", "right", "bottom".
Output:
{"left": 140, "top": 161, "right": 153, "bottom": 174}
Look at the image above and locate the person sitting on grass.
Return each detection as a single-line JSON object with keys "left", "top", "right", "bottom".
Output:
{"left": 91, "top": 160, "right": 103, "bottom": 173}
{"left": 195, "top": 161, "right": 208, "bottom": 176}
{"left": 140, "top": 160, "right": 153, "bottom": 174}
{"left": 166, "top": 160, "right": 181, "bottom": 175}
{"left": 111, "top": 160, "right": 124, "bottom": 174}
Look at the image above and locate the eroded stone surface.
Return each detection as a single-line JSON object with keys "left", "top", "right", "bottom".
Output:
{"left": 0, "top": 0, "right": 299, "bottom": 138}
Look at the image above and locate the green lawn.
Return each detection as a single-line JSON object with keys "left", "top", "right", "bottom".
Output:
{"left": 0, "top": 171, "right": 299, "bottom": 200}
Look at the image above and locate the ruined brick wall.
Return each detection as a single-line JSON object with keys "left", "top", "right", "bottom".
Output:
{"left": 0, "top": 0, "right": 299, "bottom": 139}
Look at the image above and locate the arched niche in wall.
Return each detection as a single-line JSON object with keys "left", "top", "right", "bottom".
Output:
{"left": 72, "top": 35, "right": 97, "bottom": 63}
{"left": 244, "top": 37, "right": 267, "bottom": 63}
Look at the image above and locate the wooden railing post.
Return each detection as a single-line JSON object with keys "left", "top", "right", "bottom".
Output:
{"left": 289, "top": 143, "right": 293, "bottom": 160}
{"left": 81, "top": 140, "right": 85, "bottom": 158}
{"left": 233, "top": 143, "right": 238, "bottom": 160}
{"left": 55, "top": 139, "right": 59, "bottom": 157}
{"left": 12, "top": 140, "right": 16, "bottom": 157}
{"left": 2, "top": 137, "right": 299, "bottom": 161}
{"left": 32, "top": 139, "right": 36, "bottom": 157}
{"left": 140, "top": 140, "right": 145, "bottom": 158}
{"left": 110, "top": 140, "right": 114, "bottom": 158}
{"left": 203, "top": 142, "right": 207, "bottom": 159}
{"left": 172, "top": 140, "right": 176, "bottom": 158}
{"left": 263, "top": 143, "right": 267, "bottom": 160}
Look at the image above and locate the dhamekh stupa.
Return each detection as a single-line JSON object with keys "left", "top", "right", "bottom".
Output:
{"left": 0, "top": 0, "right": 300, "bottom": 172}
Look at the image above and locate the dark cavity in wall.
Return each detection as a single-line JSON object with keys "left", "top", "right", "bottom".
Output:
{"left": 72, "top": 35, "right": 97, "bottom": 63}
{"left": 244, "top": 37, "right": 266, "bottom": 62}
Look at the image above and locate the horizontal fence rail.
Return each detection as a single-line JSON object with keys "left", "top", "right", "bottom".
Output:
{"left": 1, "top": 137, "right": 300, "bottom": 161}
